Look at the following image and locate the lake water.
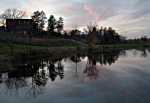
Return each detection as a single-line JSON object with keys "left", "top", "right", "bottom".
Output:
{"left": 0, "top": 48, "right": 150, "bottom": 103}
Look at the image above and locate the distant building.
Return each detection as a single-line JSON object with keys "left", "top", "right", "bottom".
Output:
{"left": 6, "top": 19, "right": 35, "bottom": 33}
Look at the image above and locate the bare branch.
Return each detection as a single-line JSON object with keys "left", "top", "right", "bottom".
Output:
{"left": 0, "top": 8, "right": 26, "bottom": 26}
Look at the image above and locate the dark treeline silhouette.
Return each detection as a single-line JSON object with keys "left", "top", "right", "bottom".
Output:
{"left": 0, "top": 8, "right": 150, "bottom": 47}
{"left": 0, "top": 8, "right": 128, "bottom": 45}
{"left": 127, "top": 36, "right": 150, "bottom": 44}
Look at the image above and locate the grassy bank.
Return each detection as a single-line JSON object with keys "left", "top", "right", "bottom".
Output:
{"left": 0, "top": 42, "right": 150, "bottom": 54}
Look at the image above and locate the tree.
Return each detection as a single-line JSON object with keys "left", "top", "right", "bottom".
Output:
{"left": 87, "top": 24, "right": 98, "bottom": 48}
{"left": 141, "top": 36, "right": 148, "bottom": 42}
{"left": 70, "top": 29, "right": 81, "bottom": 36}
{"left": 31, "top": 11, "right": 47, "bottom": 32}
{"left": 47, "top": 15, "right": 56, "bottom": 33}
{"left": 96, "top": 26, "right": 123, "bottom": 44}
{"left": 56, "top": 17, "right": 64, "bottom": 33}
{"left": 0, "top": 8, "right": 26, "bottom": 26}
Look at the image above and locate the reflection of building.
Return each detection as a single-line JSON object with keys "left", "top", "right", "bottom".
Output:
{"left": 6, "top": 19, "right": 34, "bottom": 33}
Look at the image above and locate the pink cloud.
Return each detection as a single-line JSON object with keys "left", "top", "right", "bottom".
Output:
{"left": 83, "top": 4, "right": 101, "bottom": 22}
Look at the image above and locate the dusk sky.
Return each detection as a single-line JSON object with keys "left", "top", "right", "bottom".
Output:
{"left": 0, "top": 0, "right": 150, "bottom": 38}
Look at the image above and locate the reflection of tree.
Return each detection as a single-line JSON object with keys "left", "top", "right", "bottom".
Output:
{"left": 0, "top": 48, "right": 128, "bottom": 97}
{"left": 140, "top": 49, "right": 147, "bottom": 57}
{"left": 57, "top": 60, "right": 64, "bottom": 79}
{"left": 28, "top": 83, "right": 43, "bottom": 98}
{"left": 5, "top": 51, "right": 65, "bottom": 86}
{"left": 32, "top": 69, "right": 48, "bottom": 86}
{"left": 48, "top": 60, "right": 64, "bottom": 81}
{"left": 5, "top": 77, "right": 27, "bottom": 90}
{"left": 0, "top": 73, "right": 2, "bottom": 83}
{"left": 86, "top": 48, "right": 122, "bottom": 65}
{"left": 133, "top": 48, "right": 148, "bottom": 58}
{"left": 132, "top": 48, "right": 148, "bottom": 58}
{"left": 84, "top": 54, "right": 99, "bottom": 80}
{"left": 83, "top": 48, "right": 123, "bottom": 80}
{"left": 28, "top": 69, "right": 48, "bottom": 98}
{"left": 98, "top": 49, "right": 120, "bottom": 65}
{"left": 70, "top": 54, "right": 81, "bottom": 77}
{"left": 48, "top": 62, "right": 57, "bottom": 81}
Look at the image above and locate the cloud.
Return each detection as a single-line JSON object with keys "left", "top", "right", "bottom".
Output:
{"left": 83, "top": 4, "right": 101, "bottom": 22}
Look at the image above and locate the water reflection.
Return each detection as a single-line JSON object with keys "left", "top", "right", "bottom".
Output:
{"left": 84, "top": 54, "right": 99, "bottom": 80}
{"left": 49, "top": 60, "right": 64, "bottom": 81}
{"left": 0, "top": 47, "right": 149, "bottom": 98}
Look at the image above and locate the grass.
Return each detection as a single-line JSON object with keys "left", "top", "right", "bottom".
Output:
{"left": 0, "top": 32, "right": 150, "bottom": 49}
{"left": 0, "top": 42, "right": 150, "bottom": 54}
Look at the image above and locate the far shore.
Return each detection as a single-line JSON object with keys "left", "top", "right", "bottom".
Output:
{"left": 0, "top": 41, "right": 150, "bottom": 54}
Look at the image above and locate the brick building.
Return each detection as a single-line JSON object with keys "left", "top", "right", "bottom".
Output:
{"left": 6, "top": 19, "right": 35, "bottom": 33}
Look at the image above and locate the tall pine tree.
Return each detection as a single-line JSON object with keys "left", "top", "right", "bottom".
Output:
{"left": 47, "top": 15, "right": 56, "bottom": 33}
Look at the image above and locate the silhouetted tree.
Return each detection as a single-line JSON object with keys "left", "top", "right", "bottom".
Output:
{"left": 47, "top": 15, "right": 57, "bottom": 33}
{"left": 87, "top": 24, "right": 97, "bottom": 48}
{"left": 96, "top": 26, "right": 124, "bottom": 44}
{"left": 141, "top": 36, "right": 148, "bottom": 42}
{"left": 70, "top": 29, "right": 81, "bottom": 36}
{"left": 0, "top": 8, "right": 26, "bottom": 26}
{"left": 31, "top": 11, "right": 47, "bottom": 32}
{"left": 56, "top": 17, "right": 64, "bottom": 33}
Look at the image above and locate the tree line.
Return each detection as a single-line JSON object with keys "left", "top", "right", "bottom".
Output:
{"left": 0, "top": 9, "right": 64, "bottom": 34}
{"left": 0, "top": 8, "right": 136, "bottom": 46}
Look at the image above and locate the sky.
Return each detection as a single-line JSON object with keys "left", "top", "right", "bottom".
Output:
{"left": 0, "top": 0, "right": 150, "bottom": 38}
